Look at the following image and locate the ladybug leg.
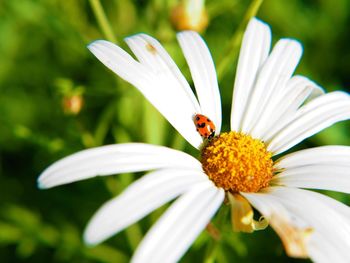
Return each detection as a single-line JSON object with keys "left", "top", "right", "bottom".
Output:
{"left": 208, "top": 131, "right": 215, "bottom": 140}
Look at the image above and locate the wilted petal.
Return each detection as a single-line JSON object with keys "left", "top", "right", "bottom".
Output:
{"left": 243, "top": 190, "right": 312, "bottom": 258}
{"left": 227, "top": 192, "right": 268, "bottom": 233}
{"left": 266, "top": 187, "right": 350, "bottom": 258}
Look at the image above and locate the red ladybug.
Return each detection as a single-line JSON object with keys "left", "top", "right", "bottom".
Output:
{"left": 194, "top": 114, "right": 216, "bottom": 139}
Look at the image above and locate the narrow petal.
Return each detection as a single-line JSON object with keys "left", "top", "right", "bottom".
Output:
{"left": 267, "top": 91, "right": 350, "bottom": 155}
{"left": 84, "top": 168, "right": 208, "bottom": 245}
{"left": 177, "top": 31, "right": 222, "bottom": 133}
{"left": 38, "top": 143, "right": 201, "bottom": 188}
{"left": 288, "top": 188, "right": 350, "bottom": 225}
{"left": 273, "top": 166, "right": 350, "bottom": 194}
{"left": 241, "top": 39, "right": 303, "bottom": 135}
{"left": 131, "top": 182, "right": 224, "bottom": 263}
{"left": 275, "top": 145, "right": 350, "bottom": 170}
{"left": 255, "top": 76, "right": 324, "bottom": 140}
{"left": 231, "top": 18, "right": 271, "bottom": 131}
{"left": 273, "top": 146, "right": 350, "bottom": 193}
{"left": 88, "top": 40, "right": 202, "bottom": 148}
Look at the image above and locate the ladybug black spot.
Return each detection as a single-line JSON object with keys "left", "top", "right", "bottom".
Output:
{"left": 207, "top": 118, "right": 211, "bottom": 122}
{"left": 196, "top": 116, "right": 200, "bottom": 121}
{"left": 204, "top": 132, "right": 208, "bottom": 137}
{"left": 199, "top": 123, "right": 206, "bottom": 128}
{"left": 196, "top": 128, "right": 199, "bottom": 131}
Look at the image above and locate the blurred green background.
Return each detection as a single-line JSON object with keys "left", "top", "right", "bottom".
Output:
{"left": 1, "top": 0, "right": 349, "bottom": 262}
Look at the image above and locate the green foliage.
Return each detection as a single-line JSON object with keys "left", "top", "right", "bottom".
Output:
{"left": 0, "top": 0, "right": 349, "bottom": 262}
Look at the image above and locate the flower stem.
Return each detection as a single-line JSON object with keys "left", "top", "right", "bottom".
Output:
{"left": 89, "top": 0, "right": 118, "bottom": 43}
{"left": 217, "top": 0, "right": 264, "bottom": 81}
{"left": 203, "top": 238, "right": 218, "bottom": 263}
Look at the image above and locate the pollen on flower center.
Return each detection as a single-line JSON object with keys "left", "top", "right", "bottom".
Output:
{"left": 201, "top": 132, "right": 273, "bottom": 193}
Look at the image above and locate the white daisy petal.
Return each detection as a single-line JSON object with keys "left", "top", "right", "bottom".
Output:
{"left": 297, "top": 191, "right": 350, "bottom": 262}
{"left": 241, "top": 39, "right": 303, "bottom": 135}
{"left": 88, "top": 40, "right": 202, "bottom": 149}
{"left": 177, "top": 31, "right": 222, "bottom": 133}
{"left": 307, "top": 233, "right": 347, "bottom": 263}
{"left": 131, "top": 182, "right": 224, "bottom": 263}
{"left": 84, "top": 168, "right": 208, "bottom": 245}
{"left": 38, "top": 143, "right": 201, "bottom": 189}
{"left": 243, "top": 187, "right": 350, "bottom": 260}
{"left": 124, "top": 34, "right": 199, "bottom": 110}
{"left": 275, "top": 145, "right": 350, "bottom": 170}
{"left": 267, "top": 91, "right": 350, "bottom": 155}
{"left": 231, "top": 18, "right": 271, "bottom": 131}
{"left": 273, "top": 166, "right": 350, "bottom": 194}
{"left": 88, "top": 40, "right": 151, "bottom": 90}
{"left": 242, "top": 190, "right": 312, "bottom": 258}
{"left": 268, "top": 187, "right": 350, "bottom": 258}
{"left": 273, "top": 146, "right": 350, "bottom": 193}
{"left": 256, "top": 76, "right": 324, "bottom": 140}
{"left": 289, "top": 188, "right": 350, "bottom": 225}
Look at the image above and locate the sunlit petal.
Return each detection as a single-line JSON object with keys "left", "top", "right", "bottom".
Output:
{"left": 273, "top": 146, "right": 350, "bottom": 193}
{"left": 275, "top": 145, "right": 350, "bottom": 169}
{"left": 89, "top": 40, "right": 202, "bottom": 148}
{"left": 131, "top": 182, "right": 224, "bottom": 263}
{"left": 241, "top": 39, "right": 302, "bottom": 136}
{"left": 268, "top": 187, "right": 350, "bottom": 258}
{"left": 177, "top": 31, "right": 222, "bottom": 133}
{"left": 244, "top": 188, "right": 350, "bottom": 260}
{"left": 231, "top": 18, "right": 271, "bottom": 132}
{"left": 84, "top": 168, "right": 208, "bottom": 245}
{"left": 267, "top": 91, "right": 350, "bottom": 155}
{"left": 243, "top": 190, "right": 312, "bottom": 258}
{"left": 257, "top": 76, "right": 324, "bottom": 140}
{"left": 38, "top": 143, "right": 201, "bottom": 188}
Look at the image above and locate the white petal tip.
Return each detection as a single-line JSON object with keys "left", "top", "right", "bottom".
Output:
{"left": 124, "top": 33, "right": 145, "bottom": 41}
{"left": 87, "top": 40, "right": 113, "bottom": 54}
{"left": 248, "top": 17, "right": 272, "bottom": 36}
{"left": 37, "top": 181, "right": 46, "bottom": 189}
{"left": 176, "top": 30, "right": 198, "bottom": 37}
{"left": 250, "top": 17, "right": 270, "bottom": 27}
{"left": 83, "top": 229, "right": 102, "bottom": 246}
{"left": 83, "top": 238, "right": 99, "bottom": 247}
{"left": 280, "top": 38, "right": 303, "bottom": 54}
{"left": 37, "top": 174, "right": 50, "bottom": 189}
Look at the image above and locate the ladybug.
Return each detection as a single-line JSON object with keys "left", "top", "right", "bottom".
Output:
{"left": 194, "top": 114, "right": 216, "bottom": 140}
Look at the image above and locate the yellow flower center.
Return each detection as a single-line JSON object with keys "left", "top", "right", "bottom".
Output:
{"left": 201, "top": 132, "right": 273, "bottom": 193}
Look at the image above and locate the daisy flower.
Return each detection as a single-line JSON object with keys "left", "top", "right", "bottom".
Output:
{"left": 38, "top": 18, "right": 350, "bottom": 262}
